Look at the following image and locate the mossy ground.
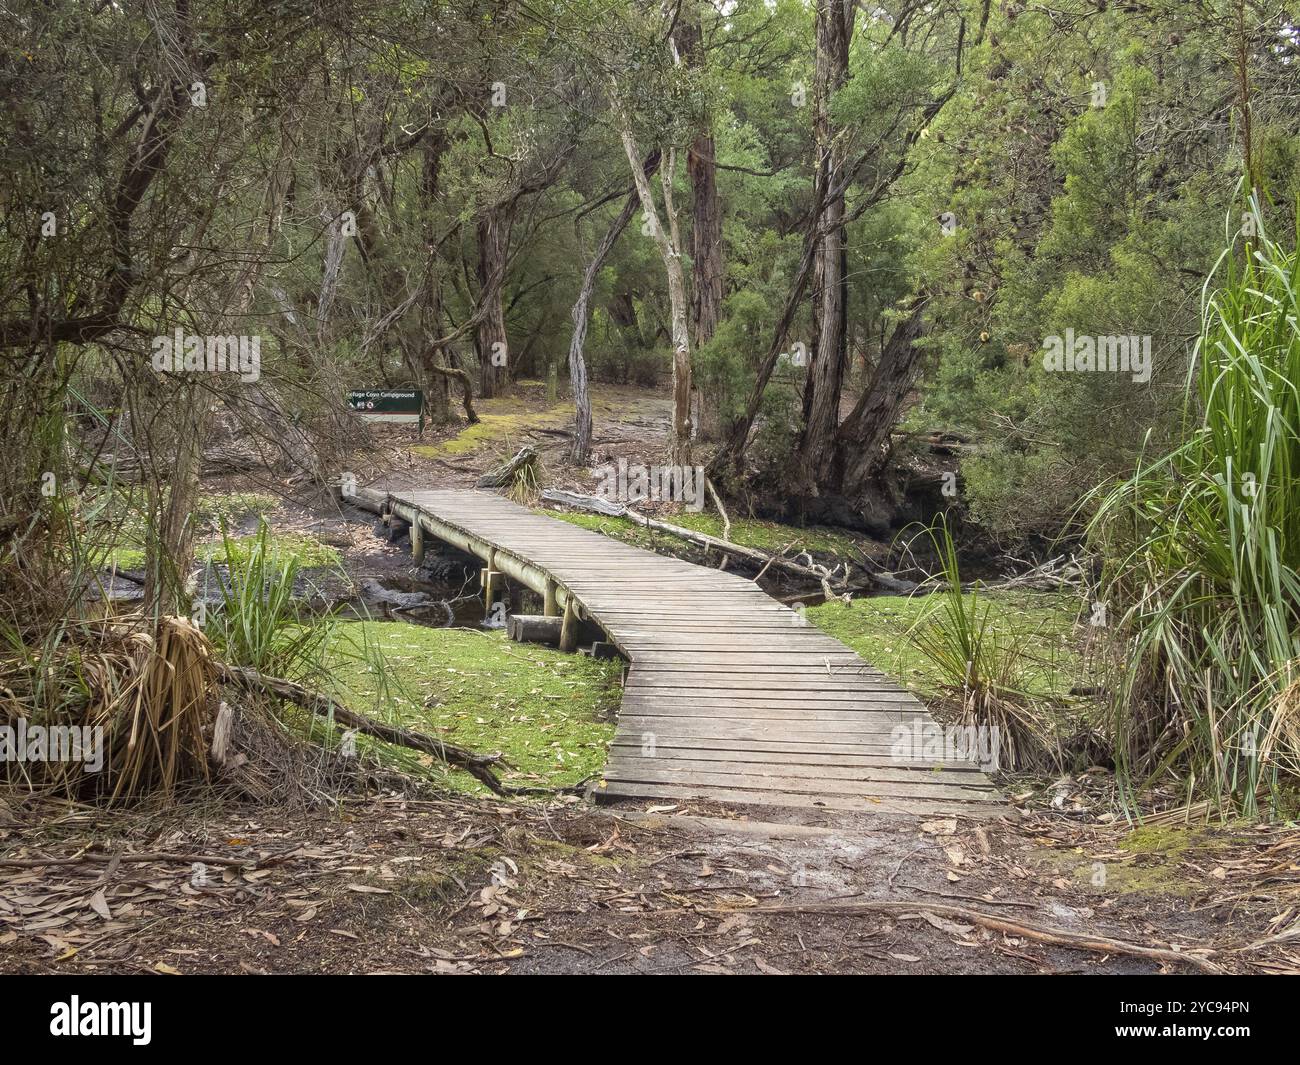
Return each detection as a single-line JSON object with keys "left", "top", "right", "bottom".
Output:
{"left": 411, "top": 385, "right": 623, "bottom": 459}
{"left": 1036, "top": 824, "right": 1244, "bottom": 898}
{"left": 805, "top": 591, "right": 1083, "bottom": 699}
{"left": 92, "top": 491, "right": 337, "bottom": 570}
{"left": 326, "top": 622, "right": 622, "bottom": 794}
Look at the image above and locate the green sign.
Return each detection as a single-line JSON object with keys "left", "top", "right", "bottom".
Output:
{"left": 348, "top": 390, "right": 423, "bottom": 433}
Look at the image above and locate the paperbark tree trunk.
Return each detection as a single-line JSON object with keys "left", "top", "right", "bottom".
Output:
{"left": 475, "top": 206, "right": 513, "bottom": 398}
{"left": 834, "top": 302, "right": 927, "bottom": 504}
{"left": 567, "top": 154, "right": 660, "bottom": 465}
{"left": 675, "top": 8, "right": 726, "bottom": 439}
{"left": 619, "top": 130, "right": 693, "bottom": 464}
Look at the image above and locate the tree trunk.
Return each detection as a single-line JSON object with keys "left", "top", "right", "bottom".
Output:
{"left": 475, "top": 206, "right": 513, "bottom": 398}
{"left": 567, "top": 175, "right": 651, "bottom": 465}
{"left": 798, "top": 0, "right": 855, "bottom": 478}
{"left": 835, "top": 302, "right": 927, "bottom": 505}
{"left": 619, "top": 131, "right": 692, "bottom": 464}
{"left": 676, "top": 8, "right": 726, "bottom": 440}
{"left": 420, "top": 133, "right": 452, "bottom": 422}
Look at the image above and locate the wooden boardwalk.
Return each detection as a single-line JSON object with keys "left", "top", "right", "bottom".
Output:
{"left": 367, "top": 487, "right": 1005, "bottom": 818}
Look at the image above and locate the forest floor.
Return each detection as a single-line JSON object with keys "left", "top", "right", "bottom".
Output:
{"left": 3, "top": 790, "right": 1297, "bottom": 975}
{"left": 11, "top": 383, "right": 1297, "bottom": 975}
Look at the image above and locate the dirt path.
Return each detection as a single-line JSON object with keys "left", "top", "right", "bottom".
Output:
{"left": 2, "top": 791, "right": 1292, "bottom": 975}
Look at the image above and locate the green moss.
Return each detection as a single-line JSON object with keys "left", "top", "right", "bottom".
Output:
{"left": 415, "top": 396, "right": 575, "bottom": 458}
{"left": 804, "top": 591, "right": 1082, "bottom": 698}
{"left": 195, "top": 492, "right": 279, "bottom": 531}
{"left": 326, "top": 622, "right": 621, "bottom": 794}
{"left": 1034, "top": 825, "right": 1240, "bottom": 898}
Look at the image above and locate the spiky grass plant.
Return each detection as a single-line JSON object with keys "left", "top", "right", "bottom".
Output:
{"left": 1089, "top": 204, "right": 1300, "bottom": 816}
{"left": 202, "top": 519, "right": 334, "bottom": 680}
{"left": 906, "top": 516, "right": 1050, "bottom": 770}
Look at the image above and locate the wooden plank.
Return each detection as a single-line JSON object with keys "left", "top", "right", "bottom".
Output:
{"left": 595, "top": 781, "right": 1009, "bottom": 818}
{"left": 606, "top": 743, "right": 972, "bottom": 770}
{"left": 602, "top": 765, "right": 996, "bottom": 801}
{"left": 605, "top": 755, "right": 988, "bottom": 785}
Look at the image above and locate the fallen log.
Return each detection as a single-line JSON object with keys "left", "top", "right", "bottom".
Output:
{"left": 540, "top": 489, "right": 842, "bottom": 590}
{"left": 709, "top": 899, "right": 1223, "bottom": 974}
{"left": 215, "top": 662, "right": 509, "bottom": 795}
{"left": 507, "top": 613, "right": 562, "bottom": 646}
{"left": 477, "top": 445, "right": 539, "bottom": 489}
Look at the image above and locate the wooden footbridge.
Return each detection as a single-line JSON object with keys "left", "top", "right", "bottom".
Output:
{"left": 344, "top": 486, "right": 1005, "bottom": 818}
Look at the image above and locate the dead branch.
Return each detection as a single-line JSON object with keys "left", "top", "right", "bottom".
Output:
{"left": 215, "top": 663, "right": 508, "bottom": 794}
{"left": 714, "top": 899, "right": 1224, "bottom": 974}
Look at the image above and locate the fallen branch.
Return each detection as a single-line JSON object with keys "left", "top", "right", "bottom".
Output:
{"left": 0, "top": 850, "right": 260, "bottom": 870}
{"left": 711, "top": 899, "right": 1223, "bottom": 974}
{"left": 215, "top": 663, "right": 509, "bottom": 795}
{"left": 541, "top": 489, "right": 844, "bottom": 590}
{"left": 705, "top": 477, "right": 732, "bottom": 570}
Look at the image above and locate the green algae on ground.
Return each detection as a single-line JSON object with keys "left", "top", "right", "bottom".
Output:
{"left": 804, "top": 591, "right": 1082, "bottom": 699}
{"left": 1036, "top": 824, "right": 1242, "bottom": 898}
{"left": 202, "top": 531, "right": 340, "bottom": 568}
{"left": 326, "top": 622, "right": 621, "bottom": 794}
{"left": 95, "top": 490, "right": 288, "bottom": 570}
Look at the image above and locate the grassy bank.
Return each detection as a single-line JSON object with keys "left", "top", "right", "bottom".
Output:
{"left": 327, "top": 622, "right": 622, "bottom": 793}
{"left": 805, "top": 590, "right": 1085, "bottom": 700}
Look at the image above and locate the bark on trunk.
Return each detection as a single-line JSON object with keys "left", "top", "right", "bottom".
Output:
{"left": 799, "top": 0, "right": 855, "bottom": 478}
{"left": 676, "top": 10, "right": 726, "bottom": 440}
{"left": 475, "top": 206, "right": 513, "bottom": 398}
{"left": 835, "top": 303, "right": 927, "bottom": 504}
{"left": 567, "top": 162, "right": 655, "bottom": 465}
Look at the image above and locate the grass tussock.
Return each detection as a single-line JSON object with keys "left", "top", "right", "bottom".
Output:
{"left": 1089, "top": 205, "right": 1300, "bottom": 816}
{"left": 905, "top": 517, "right": 1066, "bottom": 771}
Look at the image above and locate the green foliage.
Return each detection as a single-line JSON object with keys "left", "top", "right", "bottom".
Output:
{"left": 201, "top": 520, "right": 336, "bottom": 680}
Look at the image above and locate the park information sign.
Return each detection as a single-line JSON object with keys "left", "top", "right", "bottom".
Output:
{"left": 347, "top": 389, "right": 423, "bottom": 432}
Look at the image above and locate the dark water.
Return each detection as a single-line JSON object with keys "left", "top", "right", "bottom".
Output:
{"left": 94, "top": 564, "right": 517, "bottom": 633}
{"left": 338, "top": 574, "right": 489, "bottom": 628}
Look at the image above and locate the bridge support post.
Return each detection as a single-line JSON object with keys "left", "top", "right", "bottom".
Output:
{"left": 559, "top": 596, "right": 578, "bottom": 653}
{"left": 482, "top": 548, "right": 501, "bottom": 615}
{"left": 544, "top": 579, "right": 558, "bottom": 616}
{"left": 411, "top": 520, "right": 425, "bottom": 566}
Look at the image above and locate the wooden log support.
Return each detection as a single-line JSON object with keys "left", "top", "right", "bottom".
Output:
{"left": 482, "top": 548, "right": 501, "bottom": 613}
{"left": 411, "top": 520, "right": 425, "bottom": 565}
{"left": 507, "top": 614, "right": 562, "bottom": 646}
{"left": 559, "top": 596, "right": 579, "bottom": 653}
{"left": 544, "top": 578, "right": 558, "bottom": 617}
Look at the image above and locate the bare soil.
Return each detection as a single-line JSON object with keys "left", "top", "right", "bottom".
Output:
{"left": 2, "top": 791, "right": 1294, "bottom": 975}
